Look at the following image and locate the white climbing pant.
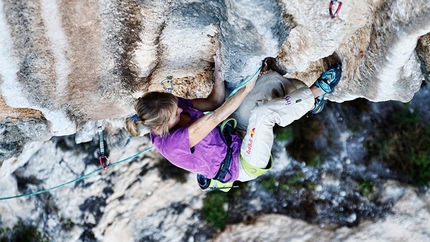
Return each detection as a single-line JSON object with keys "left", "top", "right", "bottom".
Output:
{"left": 230, "top": 71, "right": 315, "bottom": 182}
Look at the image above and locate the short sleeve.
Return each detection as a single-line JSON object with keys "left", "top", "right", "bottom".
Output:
{"left": 177, "top": 97, "right": 193, "bottom": 109}
{"left": 158, "top": 128, "right": 191, "bottom": 156}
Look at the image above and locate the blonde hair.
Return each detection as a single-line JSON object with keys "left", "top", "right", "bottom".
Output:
{"left": 126, "top": 92, "right": 178, "bottom": 137}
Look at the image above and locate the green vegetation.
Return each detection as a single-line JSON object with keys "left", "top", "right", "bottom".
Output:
{"left": 80, "top": 141, "right": 92, "bottom": 151}
{"left": 357, "top": 177, "right": 376, "bottom": 197}
{"left": 366, "top": 106, "right": 430, "bottom": 187}
{"left": 0, "top": 220, "right": 49, "bottom": 242}
{"left": 410, "top": 152, "right": 430, "bottom": 186}
{"left": 286, "top": 117, "right": 323, "bottom": 165}
{"left": 201, "top": 191, "right": 229, "bottom": 229}
{"left": 259, "top": 175, "right": 279, "bottom": 192}
{"left": 274, "top": 126, "right": 293, "bottom": 141}
{"left": 60, "top": 217, "right": 75, "bottom": 232}
{"left": 259, "top": 171, "right": 314, "bottom": 198}
{"left": 308, "top": 155, "right": 325, "bottom": 168}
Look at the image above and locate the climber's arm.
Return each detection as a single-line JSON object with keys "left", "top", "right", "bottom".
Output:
{"left": 188, "top": 74, "right": 258, "bottom": 148}
{"left": 191, "top": 78, "right": 225, "bottom": 112}
{"left": 191, "top": 56, "right": 225, "bottom": 112}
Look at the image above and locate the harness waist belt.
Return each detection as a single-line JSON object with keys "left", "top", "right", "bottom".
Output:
{"left": 213, "top": 118, "right": 237, "bottom": 183}
{"left": 213, "top": 147, "right": 233, "bottom": 182}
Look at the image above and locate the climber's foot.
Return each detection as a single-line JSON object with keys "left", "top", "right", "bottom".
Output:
{"left": 311, "top": 95, "right": 326, "bottom": 114}
{"left": 315, "top": 63, "right": 342, "bottom": 95}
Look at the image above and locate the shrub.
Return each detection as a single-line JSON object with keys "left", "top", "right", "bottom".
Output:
{"left": 0, "top": 220, "right": 49, "bottom": 242}
{"left": 357, "top": 176, "right": 376, "bottom": 197}
{"left": 60, "top": 217, "right": 75, "bottom": 232}
{"left": 259, "top": 175, "right": 279, "bottom": 192}
{"left": 259, "top": 170, "right": 314, "bottom": 198}
{"left": 366, "top": 107, "right": 430, "bottom": 186}
{"left": 201, "top": 191, "right": 229, "bottom": 229}
{"left": 274, "top": 126, "right": 293, "bottom": 141}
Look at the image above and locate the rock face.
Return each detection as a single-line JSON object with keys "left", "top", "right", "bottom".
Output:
{"left": 0, "top": 126, "right": 429, "bottom": 241}
{"left": 1, "top": 0, "right": 430, "bottom": 241}
{"left": 214, "top": 181, "right": 430, "bottom": 242}
{"left": 1, "top": 0, "right": 429, "bottom": 147}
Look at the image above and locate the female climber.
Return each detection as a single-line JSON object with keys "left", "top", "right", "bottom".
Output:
{"left": 126, "top": 56, "right": 342, "bottom": 191}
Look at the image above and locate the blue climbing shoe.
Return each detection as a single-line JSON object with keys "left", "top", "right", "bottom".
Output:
{"left": 311, "top": 96, "right": 326, "bottom": 114}
{"left": 315, "top": 63, "right": 342, "bottom": 94}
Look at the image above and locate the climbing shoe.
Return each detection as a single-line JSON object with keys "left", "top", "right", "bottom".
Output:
{"left": 197, "top": 174, "right": 233, "bottom": 192}
{"left": 315, "top": 63, "right": 342, "bottom": 94}
{"left": 311, "top": 96, "right": 326, "bottom": 114}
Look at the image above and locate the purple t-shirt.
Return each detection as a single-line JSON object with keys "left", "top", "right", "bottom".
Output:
{"left": 150, "top": 97, "right": 241, "bottom": 182}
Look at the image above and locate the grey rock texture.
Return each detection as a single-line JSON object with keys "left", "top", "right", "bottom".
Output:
{"left": 1, "top": 0, "right": 430, "bottom": 241}
{"left": 215, "top": 180, "right": 430, "bottom": 242}
{"left": 0, "top": 0, "right": 429, "bottom": 148}
{"left": 1, "top": 131, "right": 429, "bottom": 241}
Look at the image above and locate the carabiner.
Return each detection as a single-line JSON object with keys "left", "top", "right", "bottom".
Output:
{"left": 99, "top": 155, "right": 111, "bottom": 170}
{"left": 329, "top": 0, "right": 342, "bottom": 19}
{"left": 98, "top": 125, "right": 111, "bottom": 170}
{"left": 161, "top": 76, "right": 174, "bottom": 93}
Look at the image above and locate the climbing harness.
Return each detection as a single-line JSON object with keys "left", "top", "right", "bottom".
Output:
{"left": 161, "top": 76, "right": 174, "bottom": 93}
{"left": 0, "top": 146, "right": 154, "bottom": 201}
{"left": 213, "top": 118, "right": 237, "bottom": 183}
{"left": 196, "top": 118, "right": 237, "bottom": 192}
{"left": 98, "top": 120, "right": 111, "bottom": 170}
{"left": 329, "top": 0, "right": 342, "bottom": 19}
{"left": 197, "top": 114, "right": 273, "bottom": 192}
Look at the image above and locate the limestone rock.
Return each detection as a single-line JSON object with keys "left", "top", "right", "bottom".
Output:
{"left": 1, "top": 1, "right": 430, "bottom": 240}
{"left": 0, "top": 0, "right": 429, "bottom": 151}
{"left": 1, "top": 104, "right": 430, "bottom": 241}
{"left": 214, "top": 180, "right": 430, "bottom": 242}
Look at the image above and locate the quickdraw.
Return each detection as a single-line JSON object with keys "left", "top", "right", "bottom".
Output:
{"left": 98, "top": 121, "right": 111, "bottom": 170}
{"left": 329, "top": 0, "right": 342, "bottom": 19}
{"left": 161, "top": 76, "right": 174, "bottom": 94}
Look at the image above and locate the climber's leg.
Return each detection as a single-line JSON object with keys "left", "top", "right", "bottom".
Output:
{"left": 231, "top": 71, "right": 306, "bottom": 133}
{"left": 237, "top": 86, "right": 314, "bottom": 181}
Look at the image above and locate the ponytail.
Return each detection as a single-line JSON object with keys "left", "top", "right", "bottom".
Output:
{"left": 125, "top": 116, "right": 140, "bottom": 137}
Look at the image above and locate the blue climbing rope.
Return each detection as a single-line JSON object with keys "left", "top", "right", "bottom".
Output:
{"left": 227, "top": 66, "right": 263, "bottom": 99}
{"left": 0, "top": 146, "right": 153, "bottom": 201}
